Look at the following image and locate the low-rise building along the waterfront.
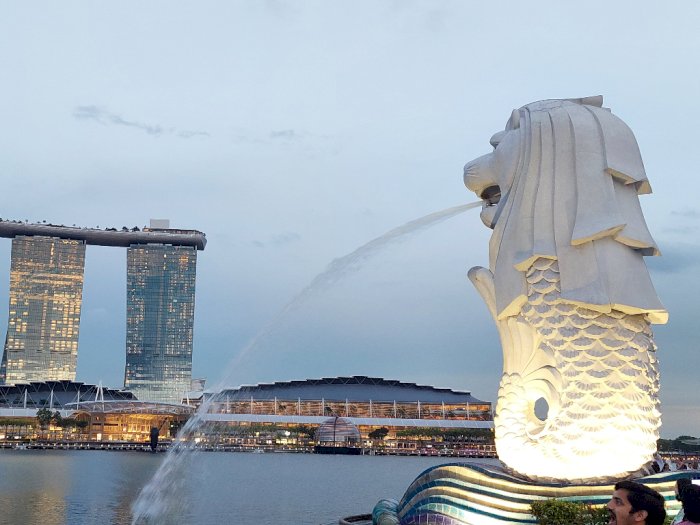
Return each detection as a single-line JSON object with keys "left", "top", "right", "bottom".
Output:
{"left": 0, "top": 380, "right": 192, "bottom": 443}
{"left": 205, "top": 376, "right": 492, "bottom": 422}
{"left": 0, "top": 376, "right": 495, "bottom": 455}
{"left": 199, "top": 376, "right": 495, "bottom": 453}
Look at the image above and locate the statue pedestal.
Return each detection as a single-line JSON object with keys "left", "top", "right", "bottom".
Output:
{"left": 373, "top": 462, "right": 696, "bottom": 525}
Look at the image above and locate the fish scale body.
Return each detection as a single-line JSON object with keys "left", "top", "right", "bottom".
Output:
{"left": 494, "top": 258, "right": 660, "bottom": 482}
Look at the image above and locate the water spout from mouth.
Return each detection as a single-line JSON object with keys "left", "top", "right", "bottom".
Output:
{"left": 281, "top": 201, "right": 483, "bottom": 309}
{"left": 225, "top": 201, "right": 484, "bottom": 373}
{"left": 131, "top": 200, "right": 482, "bottom": 524}
{"left": 480, "top": 185, "right": 501, "bottom": 206}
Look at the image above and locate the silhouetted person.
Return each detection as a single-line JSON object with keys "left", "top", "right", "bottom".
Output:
{"left": 607, "top": 480, "right": 666, "bottom": 525}
{"left": 672, "top": 478, "right": 693, "bottom": 525}
{"left": 678, "top": 484, "right": 700, "bottom": 525}
{"left": 149, "top": 427, "right": 159, "bottom": 452}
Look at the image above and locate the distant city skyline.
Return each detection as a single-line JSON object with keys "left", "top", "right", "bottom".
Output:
{"left": 1, "top": 1, "right": 698, "bottom": 438}
{"left": 0, "top": 220, "right": 206, "bottom": 404}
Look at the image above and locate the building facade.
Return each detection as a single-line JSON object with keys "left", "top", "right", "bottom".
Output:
{"left": 196, "top": 376, "right": 495, "bottom": 455}
{"left": 124, "top": 243, "right": 198, "bottom": 403}
{"left": 0, "top": 236, "right": 86, "bottom": 385}
{"left": 207, "top": 376, "right": 492, "bottom": 422}
{"left": 0, "top": 380, "right": 192, "bottom": 444}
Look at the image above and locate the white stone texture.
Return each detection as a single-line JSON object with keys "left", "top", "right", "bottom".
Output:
{"left": 465, "top": 97, "right": 666, "bottom": 482}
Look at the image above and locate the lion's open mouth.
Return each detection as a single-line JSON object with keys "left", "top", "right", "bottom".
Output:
{"left": 480, "top": 185, "right": 501, "bottom": 206}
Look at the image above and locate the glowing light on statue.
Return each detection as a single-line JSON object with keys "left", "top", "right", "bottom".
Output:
{"left": 464, "top": 96, "right": 666, "bottom": 482}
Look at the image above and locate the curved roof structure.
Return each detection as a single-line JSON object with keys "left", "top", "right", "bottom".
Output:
{"left": 66, "top": 400, "right": 194, "bottom": 416}
{"left": 0, "top": 220, "right": 206, "bottom": 249}
{"left": 0, "top": 380, "right": 135, "bottom": 408}
{"left": 0, "top": 381, "right": 194, "bottom": 417}
{"left": 219, "top": 376, "right": 488, "bottom": 404}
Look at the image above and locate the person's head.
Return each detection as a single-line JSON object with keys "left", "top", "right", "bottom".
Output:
{"left": 676, "top": 477, "right": 693, "bottom": 501}
{"left": 682, "top": 484, "right": 700, "bottom": 523}
{"left": 607, "top": 481, "right": 666, "bottom": 525}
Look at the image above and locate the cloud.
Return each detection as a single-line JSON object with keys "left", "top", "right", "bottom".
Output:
{"left": 271, "top": 232, "right": 301, "bottom": 245}
{"left": 670, "top": 208, "right": 700, "bottom": 218}
{"left": 269, "top": 129, "right": 331, "bottom": 141}
{"left": 228, "top": 128, "right": 331, "bottom": 145}
{"left": 250, "top": 231, "right": 302, "bottom": 248}
{"left": 270, "top": 129, "right": 300, "bottom": 140}
{"left": 661, "top": 225, "right": 699, "bottom": 235}
{"left": 664, "top": 208, "right": 700, "bottom": 234}
{"left": 177, "top": 130, "right": 211, "bottom": 139}
{"left": 647, "top": 242, "right": 700, "bottom": 274}
{"left": 73, "top": 105, "right": 210, "bottom": 139}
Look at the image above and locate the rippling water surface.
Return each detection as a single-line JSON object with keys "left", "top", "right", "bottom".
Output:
{"left": 0, "top": 450, "right": 497, "bottom": 525}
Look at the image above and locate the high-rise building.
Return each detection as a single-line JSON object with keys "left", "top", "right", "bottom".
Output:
{"left": 0, "top": 236, "right": 86, "bottom": 385}
{"left": 124, "top": 243, "right": 198, "bottom": 403}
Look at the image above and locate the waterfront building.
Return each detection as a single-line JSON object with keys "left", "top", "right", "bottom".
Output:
{"left": 0, "top": 236, "right": 86, "bottom": 385}
{"left": 124, "top": 238, "right": 198, "bottom": 404}
{"left": 202, "top": 376, "right": 495, "bottom": 454}
{"left": 0, "top": 380, "right": 192, "bottom": 443}
{"left": 0, "top": 380, "right": 135, "bottom": 409}
{"left": 67, "top": 399, "right": 192, "bottom": 442}
{"left": 207, "top": 376, "right": 492, "bottom": 422}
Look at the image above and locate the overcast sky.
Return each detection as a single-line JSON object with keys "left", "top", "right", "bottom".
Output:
{"left": 0, "top": 1, "right": 698, "bottom": 438}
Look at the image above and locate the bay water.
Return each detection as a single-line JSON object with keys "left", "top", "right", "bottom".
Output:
{"left": 0, "top": 450, "right": 497, "bottom": 525}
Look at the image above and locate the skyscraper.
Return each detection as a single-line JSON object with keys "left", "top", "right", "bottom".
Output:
{"left": 0, "top": 236, "right": 86, "bottom": 385}
{"left": 124, "top": 243, "right": 198, "bottom": 403}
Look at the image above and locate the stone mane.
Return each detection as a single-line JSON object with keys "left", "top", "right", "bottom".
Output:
{"left": 465, "top": 96, "right": 666, "bottom": 323}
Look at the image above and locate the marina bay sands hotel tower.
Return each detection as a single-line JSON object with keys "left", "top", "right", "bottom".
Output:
{"left": 0, "top": 219, "right": 206, "bottom": 404}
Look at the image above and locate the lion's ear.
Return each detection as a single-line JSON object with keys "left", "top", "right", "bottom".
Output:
{"left": 507, "top": 109, "right": 520, "bottom": 130}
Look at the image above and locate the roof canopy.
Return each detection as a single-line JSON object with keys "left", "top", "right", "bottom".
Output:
{"left": 218, "top": 376, "right": 488, "bottom": 404}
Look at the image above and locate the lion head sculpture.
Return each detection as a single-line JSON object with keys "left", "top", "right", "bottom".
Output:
{"left": 464, "top": 96, "right": 667, "bottom": 324}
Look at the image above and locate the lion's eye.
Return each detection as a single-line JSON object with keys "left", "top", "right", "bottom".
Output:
{"left": 490, "top": 130, "right": 507, "bottom": 149}
{"left": 480, "top": 185, "right": 501, "bottom": 206}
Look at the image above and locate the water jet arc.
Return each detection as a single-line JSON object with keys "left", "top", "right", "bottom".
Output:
{"left": 233, "top": 201, "right": 483, "bottom": 372}
{"left": 130, "top": 201, "right": 481, "bottom": 524}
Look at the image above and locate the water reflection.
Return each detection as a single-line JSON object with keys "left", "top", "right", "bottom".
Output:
{"left": 0, "top": 450, "right": 161, "bottom": 525}
{"left": 0, "top": 451, "right": 67, "bottom": 525}
{"left": 0, "top": 449, "right": 498, "bottom": 524}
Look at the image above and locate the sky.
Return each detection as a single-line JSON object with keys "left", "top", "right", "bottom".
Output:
{"left": 0, "top": 1, "right": 698, "bottom": 438}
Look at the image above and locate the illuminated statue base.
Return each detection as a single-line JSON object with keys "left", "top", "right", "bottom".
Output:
{"left": 372, "top": 463, "right": 693, "bottom": 525}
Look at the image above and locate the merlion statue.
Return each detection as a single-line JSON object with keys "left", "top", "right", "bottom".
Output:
{"left": 464, "top": 96, "right": 667, "bottom": 482}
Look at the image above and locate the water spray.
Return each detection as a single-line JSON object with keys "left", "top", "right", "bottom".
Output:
{"left": 131, "top": 201, "right": 482, "bottom": 524}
